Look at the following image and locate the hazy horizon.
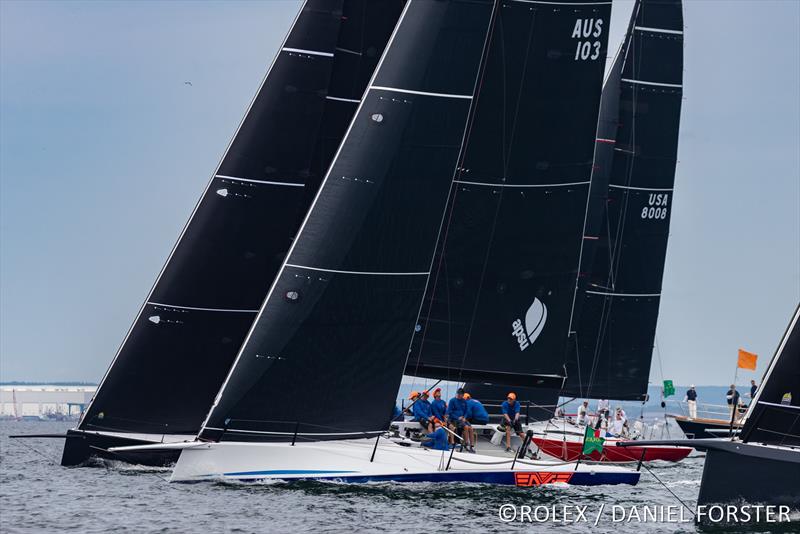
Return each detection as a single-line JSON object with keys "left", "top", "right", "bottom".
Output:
{"left": 1, "top": 1, "right": 798, "bottom": 387}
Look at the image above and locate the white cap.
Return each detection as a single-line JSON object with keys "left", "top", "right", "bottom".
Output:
{"left": 690, "top": 384, "right": 695, "bottom": 388}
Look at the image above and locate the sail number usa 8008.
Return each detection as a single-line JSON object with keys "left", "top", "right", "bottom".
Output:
{"left": 572, "top": 18, "right": 604, "bottom": 61}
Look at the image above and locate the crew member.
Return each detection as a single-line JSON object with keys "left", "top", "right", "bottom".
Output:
{"left": 431, "top": 388, "right": 447, "bottom": 421}
{"left": 464, "top": 393, "right": 489, "bottom": 453}
{"left": 500, "top": 392, "right": 525, "bottom": 452}
{"left": 609, "top": 412, "right": 627, "bottom": 437}
{"left": 421, "top": 418, "right": 449, "bottom": 451}
{"left": 577, "top": 400, "right": 589, "bottom": 426}
{"left": 685, "top": 385, "right": 698, "bottom": 419}
{"left": 596, "top": 398, "right": 609, "bottom": 420}
{"left": 726, "top": 384, "right": 741, "bottom": 420}
{"left": 412, "top": 390, "right": 433, "bottom": 433}
{"left": 446, "top": 388, "right": 472, "bottom": 451}
{"left": 749, "top": 380, "right": 758, "bottom": 400}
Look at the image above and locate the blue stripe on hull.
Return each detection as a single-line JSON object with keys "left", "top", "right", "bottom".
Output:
{"left": 221, "top": 470, "right": 639, "bottom": 486}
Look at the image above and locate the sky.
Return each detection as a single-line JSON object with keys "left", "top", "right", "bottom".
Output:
{"left": 1, "top": 0, "right": 798, "bottom": 387}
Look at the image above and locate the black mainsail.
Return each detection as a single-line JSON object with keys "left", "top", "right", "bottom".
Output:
{"left": 199, "top": 0, "right": 497, "bottom": 443}
{"left": 67, "top": 0, "right": 403, "bottom": 463}
{"left": 563, "top": 0, "right": 684, "bottom": 400}
{"left": 405, "top": 0, "right": 612, "bottom": 388}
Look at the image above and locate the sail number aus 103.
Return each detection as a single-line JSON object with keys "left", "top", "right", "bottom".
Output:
{"left": 641, "top": 193, "right": 669, "bottom": 219}
{"left": 572, "top": 18, "right": 604, "bottom": 61}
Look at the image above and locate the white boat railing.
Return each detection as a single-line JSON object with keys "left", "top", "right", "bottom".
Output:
{"left": 666, "top": 399, "right": 743, "bottom": 420}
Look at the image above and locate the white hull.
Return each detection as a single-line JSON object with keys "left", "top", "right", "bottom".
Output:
{"left": 168, "top": 438, "right": 640, "bottom": 486}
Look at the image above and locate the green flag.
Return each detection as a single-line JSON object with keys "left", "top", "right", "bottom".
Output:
{"left": 582, "top": 426, "right": 604, "bottom": 455}
{"left": 663, "top": 379, "right": 675, "bottom": 398}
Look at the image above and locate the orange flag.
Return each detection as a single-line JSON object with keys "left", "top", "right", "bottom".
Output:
{"left": 737, "top": 348, "right": 758, "bottom": 370}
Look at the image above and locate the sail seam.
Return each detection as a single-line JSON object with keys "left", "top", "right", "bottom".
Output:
{"left": 609, "top": 184, "right": 673, "bottom": 192}
{"left": 325, "top": 95, "right": 360, "bottom": 103}
{"left": 621, "top": 78, "right": 682, "bottom": 89}
{"left": 147, "top": 302, "right": 259, "bottom": 313}
{"left": 454, "top": 179, "right": 590, "bottom": 188}
{"left": 335, "top": 47, "right": 362, "bottom": 56}
{"left": 585, "top": 290, "right": 660, "bottom": 297}
{"left": 282, "top": 47, "right": 334, "bottom": 58}
{"left": 634, "top": 26, "right": 683, "bottom": 35}
{"left": 511, "top": 0, "right": 612, "bottom": 5}
{"left": 370, "top": 86, "right": 473, "bottom": 99}
{"left": 215, "top": 175, "right": 305, "bottom": 187}
{"left": 285, "top": 264, "right": 428, "bottom": 276}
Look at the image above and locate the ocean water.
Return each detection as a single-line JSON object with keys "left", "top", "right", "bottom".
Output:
{"left": 1, "top": 420, "right": 797, "bottom": 533}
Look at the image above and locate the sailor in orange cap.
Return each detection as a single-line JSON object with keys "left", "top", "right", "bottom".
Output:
{"left": 501, "top": 392, "right": 525, "bottom": 452}
{"left": 431, "top": 387, "right": 447, "bottom": 422}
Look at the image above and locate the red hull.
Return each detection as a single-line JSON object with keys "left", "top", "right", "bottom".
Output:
{"left": 532, "top": 437, "right": 692, "bottom": 463}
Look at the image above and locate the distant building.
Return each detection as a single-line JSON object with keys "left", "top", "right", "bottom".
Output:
{"left": 0, "top": 384, "right": 96, "bottom": 418}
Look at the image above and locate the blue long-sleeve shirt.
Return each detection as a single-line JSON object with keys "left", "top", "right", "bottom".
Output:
{"left": 466, "top": 399, "right": 489, "bottom": 423}
{"left": 412, "top": 398, "right": 432, "bottom": 421}
{"left": 447, "top": 397, "right": 468, "bottom": 421}
{"left": 501, "top": 400, "right": 520, "bottom": 420}
{"left": 422, "top": 427, "right": 449, "bottom": 451}
{"left": 431, "top": 399, "right": 447, "bottom": 420}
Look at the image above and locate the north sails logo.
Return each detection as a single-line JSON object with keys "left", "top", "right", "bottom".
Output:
{"left": 511, "top": 298, "right": 547, "bottom": 351}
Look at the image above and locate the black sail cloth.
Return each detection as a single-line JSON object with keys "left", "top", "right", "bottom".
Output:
{"left": 77, "top": 0, "right": 404, "bottom": 438}
{"left": 740, "top": 304, "right": 800, "bottom": 447}
{"left": 563, "top": 0, "right": 683, "bottom": 401}
{"left": 405, "top": 0, "right": 612, "bottom": 389}
{"left": 200, "top": 0, "right": 497, "bottom": 443}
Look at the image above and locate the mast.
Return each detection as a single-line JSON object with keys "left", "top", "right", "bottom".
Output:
{"left": 78, "top": 0, "right": 404, "bottom": 436}
{"left": 405, "top": 0, "right": 613, "bottom": 388}
{"left": 562, "top": 0, "right": 684, "bottom": 401}
{"left": 198, "top": 0, "right": 498, "bottom": 443}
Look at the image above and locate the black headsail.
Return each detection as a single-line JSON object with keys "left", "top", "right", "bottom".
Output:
{"left": 739, "top": 304, "right": 800, "bottom": 447}
{"left": 404, "top": 0, "right": 612, "bottom": 388}
{"left": 199, "top": 0, "right": 497, "bottom": 443}
{"left": 562, "top": 0, "right": 684, "bottom": 400}
{"left": 78, "top": 0, "right": 404, "bottom": 438}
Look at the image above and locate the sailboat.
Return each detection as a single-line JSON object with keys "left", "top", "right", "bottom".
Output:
{"left": 525, "top": 0, "right": 691, "bottom": 462}
{"left": 58, "top": 0, "right": 405, "bottom": 466}
{"left": 111, "top": 0, "right": 639, "bottom": 486}
{"left": 621, "top": 304, "right": 800, "bottom": 505}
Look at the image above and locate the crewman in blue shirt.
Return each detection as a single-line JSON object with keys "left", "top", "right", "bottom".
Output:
{"left": 464, "top": 393, "right": 489, "bottom": 452}
{"left": 421, "top": 418, "right": 449, "bottom": 451}
{"left": 446, "top": 388, "right": 473, "bottom": 452}
{"left": 411, "top": 390, "right": 433, "bottom": 433}
{"left": 501, "top": 392, "right": 526, "bottom": 452}
{"left": 431, "top": 388, "right": 447, "bottom": 421}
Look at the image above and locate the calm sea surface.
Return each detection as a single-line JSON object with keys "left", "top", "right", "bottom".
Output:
{"left": 1, "top": 420, "right": 797, "bottom": 533}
